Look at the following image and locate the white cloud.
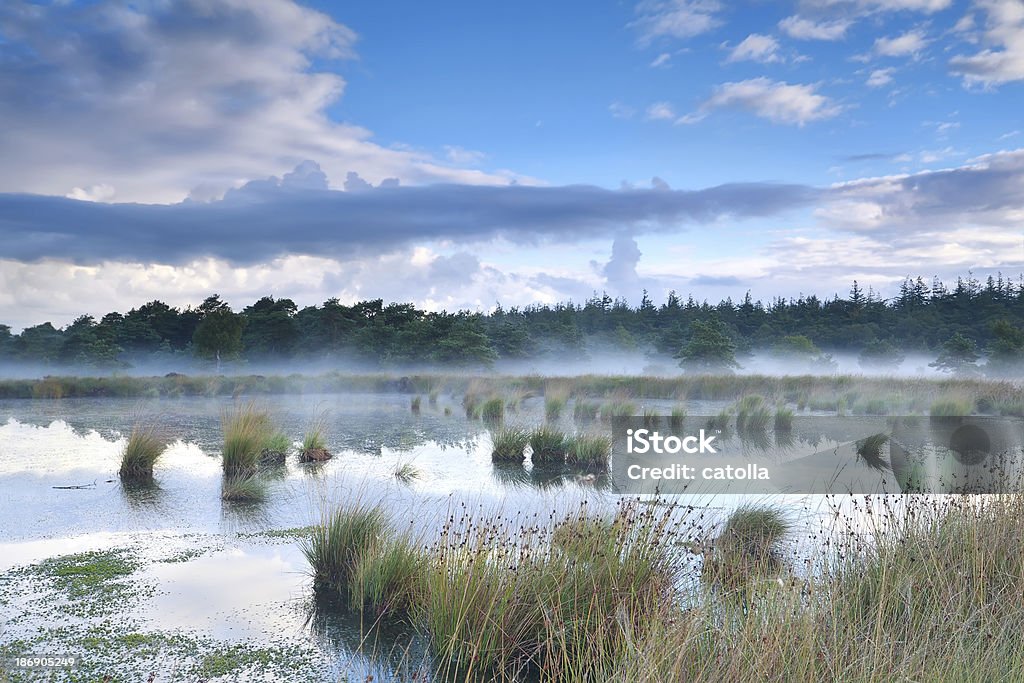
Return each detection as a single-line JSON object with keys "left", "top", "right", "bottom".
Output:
{"left": 443, "top": 146, "right": 487, "bottom": 166}
{"left": 950, "top": 0, "right": 1024, "bottom": 86}
{"left": 631, "top": 0, "right": 722, "bottom": 44}
{"left": 66, "top": 184, "right": 117, "bottom": 203}
{"left": 866, "top": 67, "right": 896, "bottom": 87}
{"left": 873, "top": 29, "right": 930, "bottom": 57}
{"left": 650, "top": 52, "right": 673, "bottom": 67}
{"left": 0, "top": 0, "right": 519, "bottom": 204}
{"left": 679, "top": 78, "right": 842, "bottom": 126}
{"left": 778, "top": 16, "right": 851, "bottom": 41}
{"left": 726, "top": 34, "right": 782, "bottom": 63}
{"left": 609, "top": 102, "right": 637, "bottom": 119}
{"left": 646, "top": 102, "right": 677, "bottom": 120}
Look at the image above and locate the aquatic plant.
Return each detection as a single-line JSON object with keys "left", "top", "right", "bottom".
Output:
{"left": 220, "top": 472, "right": 267, "bottom": 502}
{"left": 735, "top": 395, "right": 771, "bottom": 433}
{"left": 545, "top": 390, "right": 568, "bottom": 421}
{"left": 410, "top": 395, "right": 422, "bottom": 413}
{"left": 481, "top": 397, "right": 505, "bottom": 424}
{"left": 221, "top": 403, "right": 272, "bottom": 475}
{"left": 702, "top": 504, "right": 790, "bottom": 588}
{"left": 528, "top": 425, "right": 569, "bottom": 465}
{"left": 299, "top": 410, "right": 331, "bottom": 461}
{"left": 302, "top": 503, "right": 389, "bottom": 591}
{"left": 118, "top": 423, "right": 167, "bottom": 481}
{"left": 930, "top": 396, "right": 975, "bottom": 418}
{"left": 490, "top": 426, "right": 530, "bottom": 463}
{"left": 349, "top": 536, "right": 425, "bottom": 615}
{"left": 565, "top": 433, "right": 612, "bottom": 469}
{"left": 774, "top": 407, "right": 794, "bottom": 432}
{"left": 572, "top": 400, "right": 599, "bottom": 422}
{"left": 669, "top": 406, "right": 686, "bottom": 430}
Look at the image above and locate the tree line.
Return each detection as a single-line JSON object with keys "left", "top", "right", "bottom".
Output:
{"left": 3, "top": 273, "right": 1024, "bottom": 375}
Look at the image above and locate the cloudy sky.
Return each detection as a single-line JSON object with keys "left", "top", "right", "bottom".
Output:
{"left": 2, "top": 0, "right": 1023, "bottom": 331}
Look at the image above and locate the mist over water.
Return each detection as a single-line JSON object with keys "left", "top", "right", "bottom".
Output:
{"left": 0, "top": 349, "right": 960, "bottom": 381}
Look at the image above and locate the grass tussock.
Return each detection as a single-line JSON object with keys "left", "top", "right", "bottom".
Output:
{"left": 528, "top": 425, "right": 569, "bottom": 465}
{"left": 774, "top": 407, "right": 794, "bottom": 432}
{"left": 930, "top": 396, "right": 975, "bottom": 418}
{"left": 565, "top": 433, "right": 612, "bottom": 469}
{"left": 545, "top": 389, "right": 569, "bottom": 421}
{"left": 481, "top": 396, "right": 505, "bottom": 424}
{"left": 220, "top": 472, "right": 267, "bottom": 502}
{"left": 221, "top": 402, "right": 272, "bottom": 475}
{"left": 118, "top": 422, "right": 168, "bottom": 481}
{"left": 349, "top": 536, "right": 426, "bottom": 616}
{"left": 572, "top": 400, "right": 599, "bottom": 422}
{"left": 701, "top": 504, "right": 791, "bottom": 589}
{"left": 418, "top": 499, "right": 685, "bottom": 679}
{"left": 411, "top": 395, "right": 422, "bottom": 413}
{"left": 490, "top": 426, "right": 530, "bottom": 463}
{"left": 302, "top": 502, "right": 389, "bottom": 591}
{"left": 299, "top": 410, "right": 332, "bottom": 461}
{"left": 735, "top": 394, "right": 771, "bottom": 433}
{"left": 669, "top": 406, "right": 686, "bottom": 430}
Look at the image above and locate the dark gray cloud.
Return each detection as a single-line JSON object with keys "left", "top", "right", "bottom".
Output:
{"left": 0, "top": 162, "right": 819, "bottom": 265}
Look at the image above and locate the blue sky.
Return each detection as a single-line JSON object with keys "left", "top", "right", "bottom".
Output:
{"left": 1, "top": 0, "right": 1023, "bottom": 330}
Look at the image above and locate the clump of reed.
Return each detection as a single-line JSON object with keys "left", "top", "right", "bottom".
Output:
{"left": 669, "top": 406, "right": 686, "bottom": 430}
{"left": 221, "top": 402, "right": 272, "bottom": 475}
{"left": 418, "top": 499, "right": 685, "bottom": 679}
{"left": 528, "top": 425, "right": 569, "bottom": 465}
{"left": 702, "top": 504, "right": 790, "bottom": 589}
{"left": 774, "top": 407, "right": 794, "bottom": 432}
{"left": 573, "top": 399, "right": 599, "bottom": 422}
{"left": 349, "top": 536, "right": 425, "bottom": 616}
{"left": 545, "top": 389, "right": 569, "bottom": 421}
{"left": 118, "top": 422, "right": 168, "bottom": 482}
{"left": 302, "top": 502, "right": 389, "bottom": 591}
{"left": 393, "top": 462, "right": 419, "bottom": 484}
{"left": 565, "top": 433, "right": 612, "bottom": 470}
{"left": 221, "top": 471, "right": 267, "bottom": 502}
{"left": 706, "top": 409, "right": 732, "bottom": 431}
{"left": 930, "top": 396, "right": 975, "bottom": 419}
{"left": 410, "top": 395, "right": 422, "bottom": 414}
{"left": 735, "top": 395, "right": 771, "bottom": 433}
{"left": 299, "top": 410, "right": 331, "bottom": 461}
{"left": 599, "top": 399, "right": 637, "bottom": 421}
{"left": 641, "top": 407, "right": 660, "bottom": 428}
{"left": 258, "top": 430, "right": 291, "bottom": 466}
{"left": 615, "top": 495, "right": 1024, "bottom": 681}
{"left": 490, "top": 426, "right": 530, "bottom": 463}
{"left": 480, "top": 396, "right": 505, "bottom": 424}
{"left": 428, "top": 390, "right": 439, "bottom": 407}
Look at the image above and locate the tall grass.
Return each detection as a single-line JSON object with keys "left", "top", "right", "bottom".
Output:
{"left": 735, "top": 394, "right": 771, "bottom": 433}
{"left": 669, "top": 406, "right": 686, "bottom": 430}
{"left": 545, "top": 390, "right": 568, "bottom": 421}
{"left": 349, "top": 536, "right": 425, "bottom": 615}
{"left": 221, "top": 472, "right": 267, "bottom": 502}
{"left": 565, "top": 434, "right": 612, "bottom": 469}
{"left": 572, "top": 400, "right": 599, "bottom": 422}
{"left": 490, "top": 426, "right": 530, "bottom": 463}
{"left": 410, "top": 395, "right": 422, "bottom": 414}
{"left": 702, "top": 504, "right": 790, "bottom": 589}
{"left": 221, "top": 403, "right": 272, "bottom": 475}
{"left": 302, "top": 502, "right": 389, "bottom": 591}
{"left": 930, "top": 396, "right": 975, "bottom": 418}
{"left": 118, "top": 423, "right": 167, "bottom": 481}
{"left": 393, "top": 462, "right": 420, "bottom": 484}
{"left": 774, "top": 407, "right": 794, "bottom": 432}
{"left": 481, "top": 397, "right": 505, "bottom": 424}
{"left": 529, "top": 426, "right": 569, "bottom": 465}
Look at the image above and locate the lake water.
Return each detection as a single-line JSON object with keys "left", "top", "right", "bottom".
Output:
{"left": 2, "top": 391, "right": 1021, "bottom": 681}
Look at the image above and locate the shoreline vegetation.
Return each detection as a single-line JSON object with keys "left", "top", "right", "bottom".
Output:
{"left": 298, "top": 495, "right": 1024, "bottom": 681}
{"left": 3, "top": 371, "right": 1022, "bottom": 417}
